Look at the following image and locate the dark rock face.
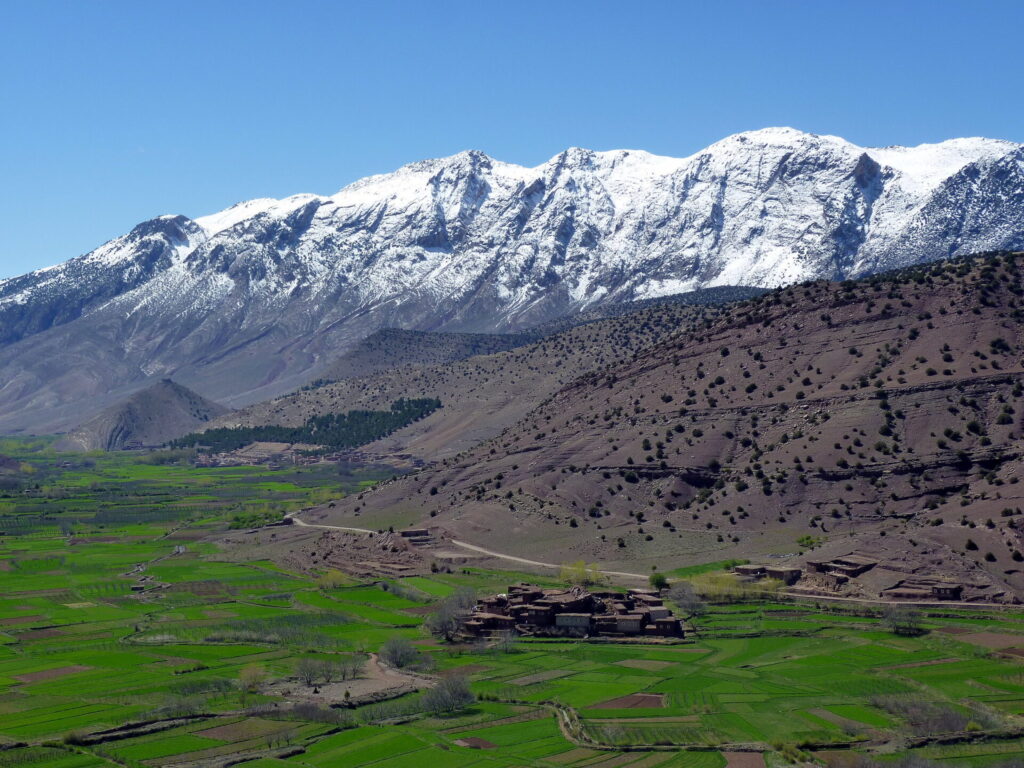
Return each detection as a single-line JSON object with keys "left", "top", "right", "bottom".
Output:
{"left": 1, "top": 128, "right": 1022, "bottom": 434}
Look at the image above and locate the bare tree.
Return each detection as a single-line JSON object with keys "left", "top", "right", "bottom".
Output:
{"left": 667, "top": 581, "right": 706, "bottom": 619}
{"left": 421, "top": 675, "right": 475, "bottom": 714}
{"left": 425, "top": 588, "right": 476, "bottom": 641}
{"left": 238, "top": 663, "right": 266, "bottom": 705}
{"left": 296, "top": 657, "right": 321, "bottom": 687}
{"left": 882, "top": 604, "right": 924, "bottom": 636}
{"left": 494, "top": 629, "right": 518, "bottom": 654}
{"left": 380, "top": 636, "right": 418, "bottom": 668}
{"left": 338, "top": 654, "right": 366, "bottom": 680}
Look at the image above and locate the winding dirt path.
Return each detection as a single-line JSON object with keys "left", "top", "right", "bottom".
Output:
{"left": 448, "top": 539, "right": 646, "bottom": 580}
{"left": 285, "top": 511, "right": 646, "bottom": 580}
{"left": 285, "top": 511, "right": 373, "bottom": 534}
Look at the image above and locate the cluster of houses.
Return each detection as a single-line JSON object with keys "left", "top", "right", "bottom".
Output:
{"left": 462, "top": 583, "right": 685, "bottom": 639}
{"left": 735, "top": 555, "right": 966, "bottom": 601}
{"left": 734, "top": 554, "right": 879, "bottom": 589}
{"left": 192, "top": 441, "right": 324, "bottom": 468}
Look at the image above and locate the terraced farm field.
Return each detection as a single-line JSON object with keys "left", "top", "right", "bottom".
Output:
{"left": 1, "top": 441, "right": 1023, "bottom": 767}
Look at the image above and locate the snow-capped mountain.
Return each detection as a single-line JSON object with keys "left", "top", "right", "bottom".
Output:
{"left": 2, "top": 127, "right": 1023, "bottom": 434}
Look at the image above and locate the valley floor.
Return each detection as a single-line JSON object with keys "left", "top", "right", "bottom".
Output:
{"left": 2, "top": 442, "right": 1024, "bottom": 768}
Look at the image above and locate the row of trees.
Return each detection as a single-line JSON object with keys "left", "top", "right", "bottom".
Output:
{"left": 296, "top": 655, "right": 366, "bottom": 687}
{"left": 172, "top": 398, "right": 442, "bottom": 453}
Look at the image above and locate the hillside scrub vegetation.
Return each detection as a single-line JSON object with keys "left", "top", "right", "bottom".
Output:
{"left": 314, "top": 251, "right": 1024, "bottom": 598}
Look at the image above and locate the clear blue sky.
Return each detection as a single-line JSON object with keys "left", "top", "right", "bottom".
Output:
{"left": 2, "top": 0, "right": 1022, "bottom": 279}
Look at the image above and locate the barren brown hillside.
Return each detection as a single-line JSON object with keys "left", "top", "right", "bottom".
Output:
{"left": 215, "top": 301, "right": 734, "bottom": 459}
{"left": 317, "top": 328, "right": 536, "bottom": 384}
{"left": 313, "top": 252, "right": 1024, "bottom": 600}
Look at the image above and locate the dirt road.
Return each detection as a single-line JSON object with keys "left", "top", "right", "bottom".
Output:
{"left": 286, "top": 511, "right": 646, "bottom": 580}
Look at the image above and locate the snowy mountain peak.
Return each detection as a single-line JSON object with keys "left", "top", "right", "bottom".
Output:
{"left": 1, "top": 128, "right": 1023, "bottom": 434}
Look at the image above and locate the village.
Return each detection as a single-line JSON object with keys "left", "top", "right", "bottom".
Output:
{"left": 733, "top": 554, "right": 984, "bottom": 602}
{"left": 460, "top": 583, "right": 685, "bottom": 639}
{"left": 191, "top": 441, "right": 424, "bottom": 472}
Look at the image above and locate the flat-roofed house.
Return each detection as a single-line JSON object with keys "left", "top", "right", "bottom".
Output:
{"left": 555, "top": 613, "right": 592, "bottom": 630}
{"left": 632, "top": 593, "right": 664, "bottom": 608}
{"left": 734, "top": 564, "right": 767, "bottom": 579}
{"left": 524, "top": 604, "right": 553, "bottom": 626}
{"left": 616, "top": 614, "right": 647, "bottom": 634}
{"left": 764, "top": 566, "right": 802, "bottom": 585}
{"left": 931, "top": 583, "right": 963, "bottom": 600}
{"left": 653, "top": 617, "right": 684, "bottom": 637}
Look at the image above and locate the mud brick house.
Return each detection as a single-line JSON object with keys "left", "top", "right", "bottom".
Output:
{"left": 881, "top": 579, "right": 964, "bottom": 601}
{"left": 734, "top": 564, "right": 767, "bottom": 579}
{"left": 807, "top": 554, "right": 878, "bottom": 578}
{"left": 555, "top": 613, "right": 592, "bottom": 631}
{"left": 764, "top": 566, "right": 802, "bottom": 585}
{"left": 615, "top": 614, "right": 646, "bottom": 634}
{"left": 463, "top": 612, "right": 517, "bottom": 634}
{"left": 735, "top": 563, "right": 802, "bottom": 585}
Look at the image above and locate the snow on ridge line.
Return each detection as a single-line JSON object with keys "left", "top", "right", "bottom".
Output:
{"left": 867, "top": 138, "right": 1017, "bottom": 195}
{"left": 194, "top": 194, "right": 325, "bottom": 236}
{"left": 195, "top": 129, "right": 1022, "bottom": 234}
{"left": 7, "top": 128, "right": 1018, "bottom": 291}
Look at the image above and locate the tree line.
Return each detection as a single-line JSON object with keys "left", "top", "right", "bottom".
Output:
{"left": 171, "top": 398, "right": 442, "bottom": 453}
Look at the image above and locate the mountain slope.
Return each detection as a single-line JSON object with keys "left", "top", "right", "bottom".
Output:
{"left": 2, "top": 128, "right": 1023, "bottom": 434}
{"left": 318, "top": 328, "right": 537, "bottom": 384}
{"left": 312, "top": 251, "right": 1024, "bottom": 600}
{"left": 59, "top": 379, "right": 229, "bottom": 451}
{"left": 212, "top": 294, "right": 740, "bottom": 460}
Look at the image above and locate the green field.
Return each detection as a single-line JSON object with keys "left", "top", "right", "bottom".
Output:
{"left": 1, "top": 440, "right": 1023, "bottom": 767}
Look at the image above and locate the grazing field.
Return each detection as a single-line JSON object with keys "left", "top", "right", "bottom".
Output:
{"left": 1, "top": 441, "right": 1023, "bottom": 767}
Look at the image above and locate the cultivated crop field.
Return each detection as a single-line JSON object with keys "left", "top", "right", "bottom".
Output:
{"left": 1, "top": 441, "right": 1023, "bottom": 767}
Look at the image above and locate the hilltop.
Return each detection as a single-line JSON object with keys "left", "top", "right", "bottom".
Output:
{"left": 59, "top": 379, "right": 229, "bottom": 451}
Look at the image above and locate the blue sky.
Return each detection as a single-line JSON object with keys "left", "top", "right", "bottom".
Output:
{"left": 1, "top": 0, "right": 1022, "bottom": 278}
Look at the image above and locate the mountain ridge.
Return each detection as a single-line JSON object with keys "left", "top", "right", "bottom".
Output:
{"left": 2, "top": 127, "right": 1023, "bottom": 435}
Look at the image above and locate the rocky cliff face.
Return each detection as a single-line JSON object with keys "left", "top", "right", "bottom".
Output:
{"left": 2, "top": 127, "right": 1022, "bottom": 434}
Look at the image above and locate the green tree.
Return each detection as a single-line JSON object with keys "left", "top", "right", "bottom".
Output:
{"left": 648, "top": 572, "right": 669, "bottom": 591}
